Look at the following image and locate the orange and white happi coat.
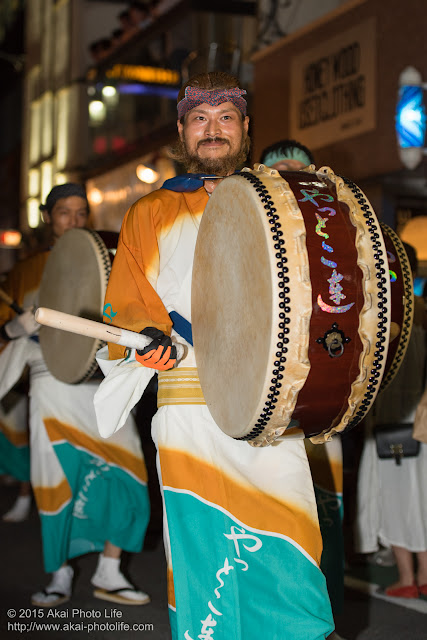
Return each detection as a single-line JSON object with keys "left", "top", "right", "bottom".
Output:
{"left": 95, "top": 183, "right": 334, "bottom": 640}
{"left": 0, "top": 252, "right": 149, "bottom": 572}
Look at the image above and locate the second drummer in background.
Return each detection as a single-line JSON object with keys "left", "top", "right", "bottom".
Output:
{"left": 0, "top": 183, "right": 151, "bottom": 607}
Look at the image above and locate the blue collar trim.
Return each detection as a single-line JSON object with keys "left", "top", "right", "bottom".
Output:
{"left": 162, "top": 171, "right": 241, "bottom": 193}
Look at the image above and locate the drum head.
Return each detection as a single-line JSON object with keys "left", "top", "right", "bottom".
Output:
{"left": 192, "top": 174, "right": 278, "bottom": 440}
{"left": 39, "top": 229, "right": 115, "bottom": 384}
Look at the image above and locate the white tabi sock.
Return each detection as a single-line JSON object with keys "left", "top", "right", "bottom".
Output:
{"left": 91, "top": 553, "right": 150, "bottom": 604}
{"left": 91, "top": 554, "right": 132, "bottom": 591}
{"left": 46, "top": 565, "right": 74, "bottom": 596}
{"left": 31, "top": 565, "right": 74, "bottom": 607}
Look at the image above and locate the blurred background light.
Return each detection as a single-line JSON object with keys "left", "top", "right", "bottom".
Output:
{"left": 28, "top": 169, "right": 40, "bottom": 198}
{"left": 136, "top": 164, "right": 160, "bottom": 184}
{"left": 396, "top": 66, "right": 427, "bottom": 170}
{"left": 89, "top": 99, "right": 107, "bottom": 123}
{"left": 54, "top": 173, "right": 67, "bottom": 185}
{"left": 101, "top": 85, "right": 119, "bottom": 107}
{"left": 118, "top": 83, "right": 179, "bottom": 99}
{"left": 27, "top": 198, "right": 41, "bottom": 228}
{"left": 40, "top": 161, "right": 53, "bottom": 203}
{"left": 396, "top": 85, "right": 426, "bottom": 148}
{"left": 400, "top": 215, "right": 427, "bottom": 261}
{"left": 0, "top": 230, "right": 22, "bottom": 247}
{"left": 102, "top": 85, "right": 117, "bottom": 98}
{"left": 87, "top": 187, "right": 103, "bottom": 205}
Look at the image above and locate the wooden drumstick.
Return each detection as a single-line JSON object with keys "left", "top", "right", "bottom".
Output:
{"left": 0, "top": 288, "right": 24, "bottom": 315}
{"left": 35, "top": 307, "right": 185, "bottom": 360}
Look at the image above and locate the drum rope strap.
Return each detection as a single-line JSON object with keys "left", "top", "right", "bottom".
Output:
{"left": 170, "top": 310, "right": 193, "bottom": 346}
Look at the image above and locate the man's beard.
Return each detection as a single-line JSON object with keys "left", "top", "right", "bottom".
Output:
{"left": 170, "top": 132, "right": 251, "bottom": 175}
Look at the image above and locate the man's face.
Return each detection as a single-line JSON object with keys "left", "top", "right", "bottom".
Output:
{"left": 44, "top": 196, "right": 89, "bottom": 241}
{"left": 270, "top": 158, "right": 306, "bottom": 171}
{"left": 177, "top": 102, "right": 249, "bottom": 175}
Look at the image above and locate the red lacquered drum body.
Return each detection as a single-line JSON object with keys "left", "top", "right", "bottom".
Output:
{"left": 192, "top": 165, "right": 392, "bottom": 446}
{"left": 39, "top": 229, "right": 118, "bottom": 384}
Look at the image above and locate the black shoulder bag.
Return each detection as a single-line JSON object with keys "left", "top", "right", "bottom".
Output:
{"left": 373, "top": 423, "right": 420, "bottom": 465}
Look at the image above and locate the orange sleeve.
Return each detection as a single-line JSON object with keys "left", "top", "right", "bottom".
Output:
{"left": 0, "top": 257, "right": 33, "bottom": 326}
{"left": 0, "top": 252, "right": 48, "bottom": 345}
{"left": 104, "top": 194, "right": 173, "bottom": 360}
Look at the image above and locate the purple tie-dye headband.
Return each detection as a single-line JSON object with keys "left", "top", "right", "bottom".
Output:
{"left": 177, "top": 86, "right": 247, "bottom": 119}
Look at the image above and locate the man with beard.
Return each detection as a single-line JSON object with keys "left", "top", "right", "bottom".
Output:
{"left": 95, "top": 72, "right": 334, "bottom": 639}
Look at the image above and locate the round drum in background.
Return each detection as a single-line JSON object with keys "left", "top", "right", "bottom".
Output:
{"left": 192, "top": 165, "right": 391, "bottom": 447}
{"left": 38, "top": 229, "right": 118, "bottom": 384}
{"left": 378, "top": 223, "right": 414, "bottom": 393}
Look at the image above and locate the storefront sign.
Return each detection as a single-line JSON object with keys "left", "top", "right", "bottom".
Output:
{"left": 106, "top": 64, "right": 180, "bottom": 85}
{"left": 87, "top": 64, "right": 180, "bottom": 86}
{"left": 290, "top": 18, "right": 376, "bottom": 149}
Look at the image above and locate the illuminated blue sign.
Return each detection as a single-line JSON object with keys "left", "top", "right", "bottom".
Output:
{"left": 117, "top": 84, "right": 179, "bottom": 99}
{"left": 396, "top": 84, "right": 426, "bottom": 148}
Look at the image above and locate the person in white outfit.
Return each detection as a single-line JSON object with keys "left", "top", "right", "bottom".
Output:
{"left": 356, "top": 242, "right": 427, "bottom": 598}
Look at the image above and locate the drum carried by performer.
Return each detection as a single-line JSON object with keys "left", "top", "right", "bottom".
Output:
{"left": 38, "top": 227, "right": 119, "bottom": 384}
{"left": 193, "top": 164, "right": 396, "bottom": 446}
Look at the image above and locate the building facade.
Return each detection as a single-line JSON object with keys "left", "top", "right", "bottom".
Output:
{"left": 252, "top": 0, "right": 427, "bottom": 272}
